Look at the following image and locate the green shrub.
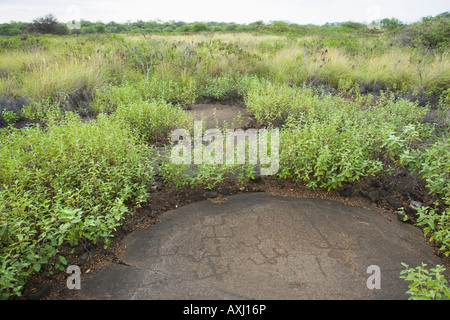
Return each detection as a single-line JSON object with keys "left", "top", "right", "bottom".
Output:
{"left": 112, "top": 99, "right": 194, "bottom": 142}
{"left": 158, "top": 157, "right": 255, "bottom": 190}
{"left": 1, "top": 110, "right": 19, "bottom": 126}
{"left": 400, "top": 262, "right": 450, "bottom": 300}
{"left": 21, "top": 99, "right": 62, "bottom": 121}
{"left": 397, "top": 13, "right": 450, "bottom": 50}
{"left": 140, "top": 76, "right": 198, "bottom": 106}
{"left": 242, "top": 78, "right": 433, "bottom": 190}
{"left": 93, "top": 77, "right": 198, "bottom": 114}
{"left": 279, "top": 116, "right": 384, "bottom": 189}
{"left": 243, "top": 79, "right": 322, "bottom": 125}
{"left": 0, "top": 113, "right": 154, "bottom": 299}
{"left": 200, "top": 73, "right": 239, "bottom": 100}
{"left": 415, "top": 200, "right": 450, "bottom": 257}
{"left": 93, "top": 81, "right": 142, "bottom": 114}
{"left": 157, "top": 132, "right": 258, "bottom": 190}
{"left": 93, "top": 79, "right": 195, "bottom": 142}
{"left": 418, "top": 137, "right": 450, "bottom": 199}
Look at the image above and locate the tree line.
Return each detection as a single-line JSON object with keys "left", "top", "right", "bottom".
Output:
{"left": 1, "top": 12, "right": 449, "bottom": 49}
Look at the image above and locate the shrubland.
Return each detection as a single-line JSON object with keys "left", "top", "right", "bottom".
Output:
{"left": 0, "top": 113, "right": 155, "bottom": 298}
{"left": 0, "top": 12, "right": 449, "bottom": 299}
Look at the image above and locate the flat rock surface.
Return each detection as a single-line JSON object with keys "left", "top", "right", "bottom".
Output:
{"left": 79, "top": 193, "right": 449, "bottom": 300}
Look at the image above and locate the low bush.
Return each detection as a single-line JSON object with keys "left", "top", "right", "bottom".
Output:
{"left": 93, "top": 80, "right": 195, "bottom": 142}
{"left": 158, "top": 150, "right": 256, "bottom": 190}
{"left": 242, "top": 79, "right": 322, "bottom": 125}
{"left": 279, "top": 116, "right": 385, "bottom": 190}
{"left": 0, "top": 113, "right": 154, "bottom": 299}
{"left": 415, "top": 201, "right": 450, "bottom": 257}
{"left": 417, "top": 137, "right": 450, "bottom": 199}
{"left": 199, "top": 73, "right": 239, "bottom": 100}
{"left": 0, "top": 96, "right": 27, "bottom": 128}
{"left": 241, "top": 77, "right": 434, "bottom": 190}
{"left": 113, "top": 99, "right": 194, "bottom": 142}
{"left": 93, "top": 77, "right": 198, "bottom": 114}
{"left": 400, "top": 263, "right": 450, "bottom": 300}
{"left": 21, "top": 98, "right": 62, "bottom": 122}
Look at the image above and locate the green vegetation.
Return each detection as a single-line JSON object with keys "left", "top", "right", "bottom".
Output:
{"left": 0, "top": 114, "right": 154, "bottom": 298}
{"left": 0, "top": 12, "right": 449, "bottom": 299}
{"left": 400, "top": 263, "right": 450, "bottom": 299}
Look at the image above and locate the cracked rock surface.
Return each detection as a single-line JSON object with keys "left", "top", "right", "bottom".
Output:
{"left": 78, "top": 193, "right": 450, "bottom": 300}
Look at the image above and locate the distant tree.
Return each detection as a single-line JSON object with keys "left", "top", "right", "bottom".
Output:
{"left": 70, "top": 28, "right": 81, "bottom": 35}
{"left": 0, "top": 23, "right": 21, "bottom": 36}
{"left": 269, "top": 21, "right": 290, "bottom": 33}
{"left": 53, "top": 23, "right": 69, "bottom": 35}
{"left": 175, "top": 24, "right": 192, "bottom": 33}
{"left": 132, "top": 20, "right": 146, "bottom": 29}
{"left": 107, "top": 22, "right": 126, "bottom": 33}
{"left": 162, "top": 26, "right": 174, "bottom": 33}
{"left": 397, "top": 12, "right": 450, "bottom": 49}
{"left": 30, "top": 14, "right": 55, "bottom": 33}
{"left": 82, "top": 26, "right": 96, "bottom": 34}
{"left": 224, "top": 23, "right": 238, "bottom": 32}
{"left": 339, "top": 21, "right": 367, "bottom": 31}
{"left": 380, "top": 18, "right": 403, "bottom": 30}
{"left": 95, "top": 23, "right": 106, "bottom": 33}
{"left": 30, "top": 14, "right": 68, "bottom": 34}
{"left": 247, "top": 20, "right": 265, "bottom": 32}
{"left": 191, "top": 22, "right": 208, "bottom": 33}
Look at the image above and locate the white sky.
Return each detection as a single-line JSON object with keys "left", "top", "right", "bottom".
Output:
{"left": 0, "top": 0, "right": 448, "bottom": 25}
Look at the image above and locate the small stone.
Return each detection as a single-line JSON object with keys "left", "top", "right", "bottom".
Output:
{"left": 27, "top": 283, "right": 51, "bottom": 300}
{"left": 150, "top": 182, "right": 162, "bottom": 193}
{"left": 380, "top": 187, "right": 389, "bottom": 197}
{"left": 400, "top": 189, "right": 410, "bottom": 199}
{"left": 79, "top": 253, "right": 88, "bottom": 262}
{"left": 368, "top": 191, "right": 379, "bottom": 203}
{"left": 206, "top": 191, "right": 219, "bottom": 198}
{"left": 122, "top": 222, "right": 134, "bottom": 233}
{"left": 73, "top": 245, "right": 84, "bottom": 256}
{"left": 359, "top": 190, "right": 368, "bottom": 198}
{"left": 339, "top": 187, "right": 353, "bottom": 197}
{"left": 387, "top": 196, "right": 403, "bottom": 209}
{"left": 409, "top": 200, "right": 423, "bottom": 211}
{"left": 149, "top": 204, "right": 158, "bottom": 218}
{"left": 359, "top": 190, "right": 379, "bottom": 202}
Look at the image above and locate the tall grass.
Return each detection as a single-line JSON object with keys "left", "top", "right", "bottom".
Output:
{"left": 20, "top": 57, "right": 108, "bottom": 101}
{"left": 255, "top": 42, "right": 449, "bottom": 94}
{"left": 1, "top": 33, "right": 448, "bottom": 105}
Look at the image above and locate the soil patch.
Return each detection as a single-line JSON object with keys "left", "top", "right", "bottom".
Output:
{"left": 186, "top": 100, "right": 258, "bottom": 130}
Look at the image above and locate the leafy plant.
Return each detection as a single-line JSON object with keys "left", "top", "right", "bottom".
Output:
{"left": 400, "top": 262, "right": 450, "bottom": 300}
{"left": 200, "top": 73, "right": 239, "bottom": 100}
{"left": 21, "top": 99, "right": 62, "bottom": 121}
{"left": 418, "top": 138, "right": 450, "bottom": 199}
{"left": 415, "top": 201, "right": 450, "bottom": 257}
{"left": 1, "top": 110, "right": 19, "bottom": 126}
{"left": 157, "top": 142, "right": 257, "bottom": 189}
{"left": 112, "top": 99, "right": 194, "bottom": 142}
{"left": 122, "top": 40, "right": 164, "bottom": 79}
{"left": 0, "top": 113, "right": 155, "bottom": 299}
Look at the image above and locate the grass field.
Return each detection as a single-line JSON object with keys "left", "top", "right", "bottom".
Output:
{"left": 1, "top": 15, "right": 449, "bottom": 299}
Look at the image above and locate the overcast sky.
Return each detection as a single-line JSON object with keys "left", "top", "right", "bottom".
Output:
{"left": 0, "top": 0, "right": 448, "bottom": 25}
